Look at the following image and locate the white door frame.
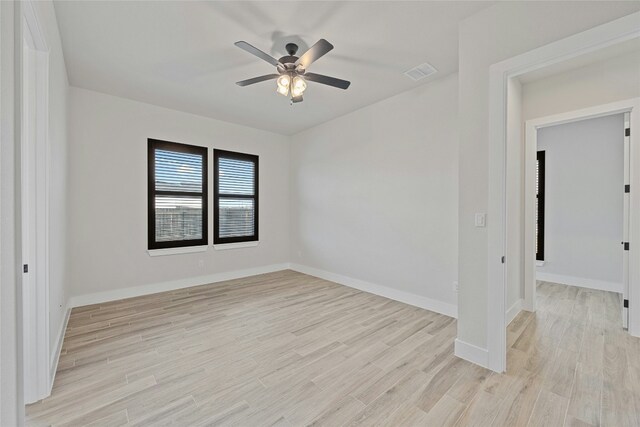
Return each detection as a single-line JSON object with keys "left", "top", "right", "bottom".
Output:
{"left": 21, "top": 0, "right": 51, "bottom": 403}
{"left": 524, "top": 99, "right": 640, "bottom": 319}
{"left": 1, "top": 1, "right": 26, "bottom": 424}
{"left": 487, "top": 11, "right": 640, "bottom": 373}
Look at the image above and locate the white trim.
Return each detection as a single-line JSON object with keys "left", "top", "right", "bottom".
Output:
{"left": 67, "top": 263, "right": 289, "bottom": 308}
{"left": 147, "top": 245, "right": 207, "bottom": 257}
{"left": 289, "top": 263, "right": 458, "bottom": 318}
{"left": 525, "top": 99, "right": 639, "bottom": 313}
{"left": 506, "top": 299, "right": 524, "bottom": 326}
{"left": 487, "top": 58, "right": 508, "bottom": 373}
{"left": 214, "top": 241, "right": 259, "bottom": 250}
{"left": 48, "top": 306, "right": 70, "bottom": 393}
{"left": 487, "top": 12, "right": 640, "bottom": 373}
{"left": 21, "top": 0, "right": 48, "bottom": 51}
{"left": 528, "top": 103, "right": 636, "bottom": 131}
{"left": 454, "top": 339, "right": 489, "bottom": 368}
{"left": 624, "top": 111, "right": 631, "bottom": 331}
{"left": 536, "top": 273, "right": 623, "bottom": 294}
{"left": 21, "top": 0, "right": 51, "bottom": 404}
{"left": 1, "top": 2, "right": 24, "bottom": 423}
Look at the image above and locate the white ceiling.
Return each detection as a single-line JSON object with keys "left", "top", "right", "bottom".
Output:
{"left": 53, "top": 1, "right": 492, "bottom": 135}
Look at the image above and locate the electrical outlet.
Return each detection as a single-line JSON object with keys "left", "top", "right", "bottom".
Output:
{"left": 198, "top": 260, "right": 204, "bottom": 269}
{"left": 453, "top": 281, "right": 459, "bottom": 293}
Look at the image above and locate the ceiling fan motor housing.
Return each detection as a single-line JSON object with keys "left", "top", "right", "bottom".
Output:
{"left": 278, "top": 43, "right": 302, "bottom": 71}
{"left": 285, "top": 43, "right": 299, "bottom": 55}
{"left": 278, "top": 56, "right": 299, "bottom": 66}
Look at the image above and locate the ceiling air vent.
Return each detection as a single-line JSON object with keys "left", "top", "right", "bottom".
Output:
{"left": 404, "top": 62, "right": 437, "bottom": 81}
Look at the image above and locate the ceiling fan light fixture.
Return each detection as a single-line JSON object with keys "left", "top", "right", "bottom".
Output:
{"left": 291, "top": 76, "right": 307, "bottom": 97}
{"left": 235, "top": 39, "right": 350, "bottom": 104}
{"left": 277, "top": 74, "right": 290, "bottom": 88}
{"left": 276, "top": 83, "right": 289, "bottom": 96}
{"left": 276, "top": 74, "right": 291, "bottom": 96}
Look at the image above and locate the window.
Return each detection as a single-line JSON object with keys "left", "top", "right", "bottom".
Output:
{"left": 148, "top": 139, "right": 208, "bottom": 249}
{"left": 214, "top": 149, "right": 259, "bottom": 244}
{"left": 536, "top": 151, "right": 545, "bottom": 261}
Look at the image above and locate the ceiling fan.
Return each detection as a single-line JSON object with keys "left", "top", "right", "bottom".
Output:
{"left": 235, "top": 39, "right": 351, "bottom": 104}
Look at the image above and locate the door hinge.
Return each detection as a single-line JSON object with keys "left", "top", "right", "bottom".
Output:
{"left": 624, "top": 299, "right": 629, "bottom": 308}
{"left": 501, "top": 256, "right": 505, "bottom": 264}
{"left": 623, "top": 242, "right": 630, "bottom": 251}
{"left": 625, "top": 184, "right": 630, "bottom": 193}
{"left": 23, "top": 264, "right": 28, "bottom": 273}
{"left": 626, "top": 128, "right": 631, "bottom": 137}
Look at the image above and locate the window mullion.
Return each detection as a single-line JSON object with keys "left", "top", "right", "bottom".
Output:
{"left": 155, "top": 190, "right": 204, "bottom": 197}
{"left": 218, "top": 194, "right": 255, "bottom": 199}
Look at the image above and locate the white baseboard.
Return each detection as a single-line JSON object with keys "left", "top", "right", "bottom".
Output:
{"left": 289, "top": 263, "right": 457, "bottom": 318}
{"left": 454, "top": 339, "right": 489, "bottom": 368}
{"left": 506, "top": 298, "right": 523, "bottom": 326}
{"left": 49, "top": 305, "right": 71, "bottom": 393}
{"left": 536, "top": 272, "right": 622, "bottom": 293}
{"left": 68, "top": 263, "right": 290, "bottom": 308}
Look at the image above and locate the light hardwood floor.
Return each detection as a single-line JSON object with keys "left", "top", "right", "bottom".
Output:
{"left": 26, "top": 270, "right": 640, "bottom": 426}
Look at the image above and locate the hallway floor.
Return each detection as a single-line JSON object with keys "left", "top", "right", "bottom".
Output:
{"left": 501, "top": 281, "right": 639, "bottom": 426}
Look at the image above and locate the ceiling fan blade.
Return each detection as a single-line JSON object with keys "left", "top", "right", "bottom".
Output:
{"left": 236, "top": 74, "right": 279, "bottom": 87}
{"left": 304, "top": 72, "right": 350, "bottom": 90}
{"left": 295, "top": 39, "right": 333, "bottom": 69}
{"left": 235, "top": 41, "right": 280, "bottom": 67}
{"left": 291, "top": 95, "right": 303, "bottom": 103}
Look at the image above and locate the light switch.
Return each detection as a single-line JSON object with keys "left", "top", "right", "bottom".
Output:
{"left": 475, "top": 213, "right": 486, "bottom": 227}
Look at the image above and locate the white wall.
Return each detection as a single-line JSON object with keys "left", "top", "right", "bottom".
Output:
{"left": 536, "top": 114, "right": 624, "bottom": 292}
{"left": 32, "top": 0, "right": 70, "bottom": 358}
{"left": 523, "top": 50, "right": 640, "bottom": 121}
{"left": 457, "top": 2, "right": 640, "bottom": 350}
{"left": 67, "top": 87, "right": 290, "bottom": 299}
{"left": 290, "top": 73, "right": 459, "bottom": 316}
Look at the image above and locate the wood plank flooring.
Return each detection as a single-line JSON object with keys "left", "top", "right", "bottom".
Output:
{"left": 26, "top": 271, "right": 640, "bottom": 426}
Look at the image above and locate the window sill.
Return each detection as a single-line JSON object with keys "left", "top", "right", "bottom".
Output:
{"left": 148, "top": 245, "right": 208, "bottom": 257}
{"left": 214, "top": 241, "right": 259, "bottom": 251}
{"left": 536, "top": 260, "right": 545, "bottom": 267}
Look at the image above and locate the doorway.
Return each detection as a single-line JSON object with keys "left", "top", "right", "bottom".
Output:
{"left": 525, "top": 104, "right": 635, "bottom": 332}
{"left": 485, "top": 13, "right": 640, "bottom": 373}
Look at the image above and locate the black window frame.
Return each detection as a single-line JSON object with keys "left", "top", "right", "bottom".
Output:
{"left": 536, "top": 150, "right": 546, "bottom": 261}
{"left": 148, "top": 138, "right": 208, "bottom": 250}
{"left": 213, "top": 149, "right": 259, "bottom": 245}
